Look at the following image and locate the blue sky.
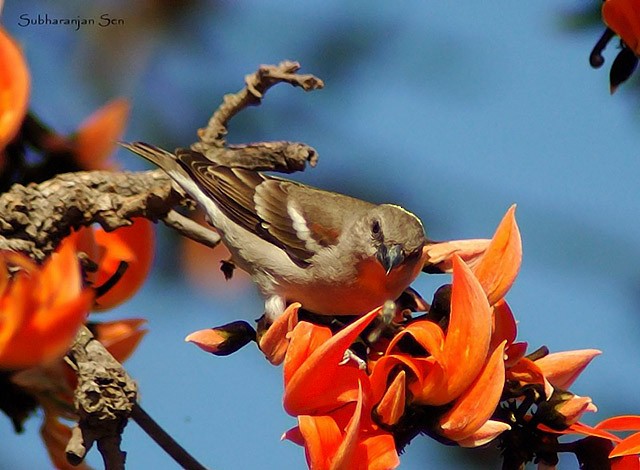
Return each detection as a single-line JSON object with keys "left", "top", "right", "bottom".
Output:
{"left": 3, "top": 1, "right": 640, "bottom": 468}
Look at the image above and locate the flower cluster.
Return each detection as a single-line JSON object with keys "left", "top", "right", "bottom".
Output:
{"left": 251, "top": 207, "right": 640, "bottom": 469}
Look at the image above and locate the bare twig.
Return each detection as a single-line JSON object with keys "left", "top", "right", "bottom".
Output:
{"left": 162, "top": 210, "right": 221, "bottom": 249}
{"left": 131, "top": 404, "right": 209, "bottom": 470}
{"left": 194, "top": 60, "right": 324, "bottom": 150}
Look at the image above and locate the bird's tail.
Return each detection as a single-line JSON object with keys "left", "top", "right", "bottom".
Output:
{"left": 119, "top": 141, "right": 178, "bottom": 172}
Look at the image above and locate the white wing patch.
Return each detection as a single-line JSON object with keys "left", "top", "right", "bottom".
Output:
{"left": 287, "top": 202, "right": 322, "bottom": 252}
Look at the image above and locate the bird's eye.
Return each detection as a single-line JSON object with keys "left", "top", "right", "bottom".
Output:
{"left": 371, "top": 219, "right": 382, "bottom": 237}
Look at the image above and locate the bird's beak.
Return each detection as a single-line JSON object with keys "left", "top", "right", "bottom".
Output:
{"left": 377, "top": 244, "right": 405, "bottom": 275}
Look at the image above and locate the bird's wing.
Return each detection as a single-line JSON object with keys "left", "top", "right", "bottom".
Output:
{"left": 175, "top": 148, "right": 372, "bottom": 266}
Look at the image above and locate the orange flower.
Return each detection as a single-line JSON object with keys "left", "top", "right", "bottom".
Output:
{"left": 284, "top": 383, "right": 399, "bottom": 470}
{"left": 375, "top": 370, "right": 406, "bottom": 427}
{"left": 70, "top": 218, "right": 154, "bottom": 310}
{"left": 384, "top": 255, "right": 494, "bottom": 406}
{"left": 540, "top": 416, "right": 640, "bottom": 467}
{"left": 555, "top": 395, "right": 597, "bottom": 426}
{"left": 282, "top": 310, "right": 399, "bottom": 469}
{"left": 72, "top": 98, "right": 130, "bottom": 171}
{"left": 506, "top": 356, "right": 553, "bottom": 399}
{"left": 597, "top": 416, "right": 640, "bottom": 461}
{"left": 603, "top": 0, "right": 640, "bottom": 55}
{"left": 0, "top": 240, "right": 93, "bottom": 369}
{"left": 421, "top": 204, "right": 522, "bottom": 300}
{"left": 0, "top": 27, "right": 29, "bottom": 151}
{"left": 90, "top": 318, "right": 147, "bottom": 363}
{"left": 283, "top": 309, "right": 378, "bottom": 416}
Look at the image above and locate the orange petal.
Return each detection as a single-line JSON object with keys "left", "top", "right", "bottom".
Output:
{"left": 457, "top": 419, "right": 512, "bottom": 448}
{"left": 598, "top": 416, "right": 640, "bottom": 432}
{"left": 282, "top": 425, "right": 305, "bottom": 446}
{"left": 185, "top": 320, "right": 254, "bottom": 357}
{"left": 0, "top": 245, "right": 93, "bottom": 369}
{"left": 73, "top": 98, "right": 130, "bottom": 170}
{"left": 491, "top": 299, "right": 517, "bottom": 351}
{"left": 40, "top": 237, "right": 82, "bottom": 306}
{"left": 612, "top": 455, "right": 640, "bottom": 470}
{"left": 507, "top": 357, "right": 554, "bottom": 399}
{"left": 376, "top": 370, "right": 406, "bottom": 426}
{"left": 534, "top": 349, "right": 601, "bottom": 390}
{"left": 0, "top": 27, "right": 29, "bottom": 151}
{"left": 422, "top": 239, "right": 491, "bottom": 273}
{"left": 259, "top": 303, "right": 300, "bottom": 365}
{"left": 0, "top": 291, "right": 92, "bottom": 369}
{"left": 439, "top": 341, "right": 507, "bottom": 441}
{"left": 298, "top": 414, "right": 343, "bottom": 470}
{"left": 504, "top": 341, "right": 528, "bottom": 367}
{"left": 612, "top": 432, "right": 640, "bottom": 459}
{"left": 92, "top": 218, "right": 155, "bottom": 310}
{"left": 284, "top": 321, "right": 332, "bottom": 387}
{"left": 386, "top": 319, "right": 444, "bottom": 362}
{"left": 284, "top": 310, "right": 378, "bottom": 416}
{"left": 330, "top": 382, "right": 364, "bottom": 470}
{"left": 421, "top": 255, "right": 492, "bottom": 405}
{"left": 185, "top": 328, "right": 228, "bottom": 353}
{"left": 359, "top": 432, "right": 400, "bottom": 470}
{"left": 539, "top": 421, "right": 621, "bottom": 443}
{"left": 472, "top": 205, "right": 522, "bottom": 305}
{"left": 369, "top": 353, "right": 424, "bottom": 405}
{"left": 0, "top": 273, "right": 31, "bottom": 358}
{"left": 603, "top": 0, "right": 640, "bottom": 55}
{"left": 93, "top": 318, "right": 147, "bottom": 363}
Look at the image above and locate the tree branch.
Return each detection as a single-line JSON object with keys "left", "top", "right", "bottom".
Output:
{"left": 0, "top": 170, "right": 179, "bottom": 261}
{"left": 131, "top": 404, "right": 209, "bottom": 470}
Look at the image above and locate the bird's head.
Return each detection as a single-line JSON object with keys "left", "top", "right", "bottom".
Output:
{"left": 353, "top": 204, "right": 427, "bottom": 275}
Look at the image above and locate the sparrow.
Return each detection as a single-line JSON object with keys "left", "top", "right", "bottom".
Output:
{"left": 122, "top": 142, "right": 428, "bottom": 321}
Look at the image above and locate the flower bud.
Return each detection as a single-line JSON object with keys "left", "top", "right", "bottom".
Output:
{"left": 185, "top": 321, "right": 256, "bottom": 356}
{"left": 536, "top": 390, "right": 597, "bottom": 429}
